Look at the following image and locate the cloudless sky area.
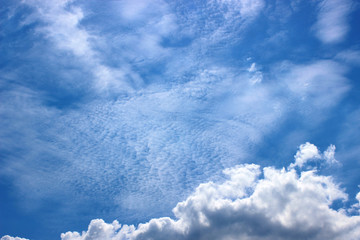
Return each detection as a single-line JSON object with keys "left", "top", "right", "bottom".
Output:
{"left": 1, "top": 0, "right": 360, "bottom": 239}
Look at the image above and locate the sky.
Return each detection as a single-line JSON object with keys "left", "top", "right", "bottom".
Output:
{"left": 1, "top": 0, "right": 360, "bottom": 239}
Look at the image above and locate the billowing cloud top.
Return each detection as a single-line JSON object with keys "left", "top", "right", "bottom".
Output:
{"left": 58, "top": 143, "right": 360, "bottom": 240}
{"left": 289, "top": 142, "right": 339, "bottom": 169}
{"left": 1, "top": 0, "right": 360, "bottom": 239}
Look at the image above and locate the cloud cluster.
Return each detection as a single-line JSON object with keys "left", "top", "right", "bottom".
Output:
{"left": 59, "top": 143, "right": 360, "bottom": 240}
{"left": 289, "top": 142, "right": 339, "bottom": 169}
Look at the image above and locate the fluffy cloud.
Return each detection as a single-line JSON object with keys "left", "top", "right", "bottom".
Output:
{"left": 1, "top": 236, "right": 29, "bottom": 240}
{"left": 289, "top": 142, "right": 339, "bottom": 169}
{"left": 290, "top": 142, "right": 321, "bottom": 168}
{"left": 60, "top": 143, "right": 360, "bottom": 240}
{"left": 323, "top": 144, "right": 339, "bottom": 166}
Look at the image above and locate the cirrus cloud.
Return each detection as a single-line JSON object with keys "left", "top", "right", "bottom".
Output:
{"left": 313, "top": 0, "right": 352, "bottom": 44}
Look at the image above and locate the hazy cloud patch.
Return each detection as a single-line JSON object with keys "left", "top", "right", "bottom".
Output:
{"left": 313, "top": 0, "right": 352, "bottom": 44}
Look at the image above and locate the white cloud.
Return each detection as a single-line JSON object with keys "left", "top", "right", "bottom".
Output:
{"left": 0, "top": 64, "right": 287, "bottom": 216}
{"left": 249, "top": 72, "right": 263, "bottom": 84}
{"left": 282, "top": 60, "right": 349, "bottom": 111}
{"left": 247, "top": 63, "right": 263, "bottom": 84}
{"left": 61, "top": 220, "right": 133, "bottom": 240}
{"left": 353, "top": 192, "right": 360, "bottom": 212}
{"left": 0, "top": 58, "right": 350, "bottom": 229}
{"left": 313, "top": 0, "right": 352, "bottom": 44}
{"left": 2, "top": 59, "right": 350, "bottom": 220}
{"left": 289, "top": 142, "right": 340, "bottom": 169}
{"left": 21, "top": 0, "right": 266, "bottom": 96}
{"left": 1, "top": 236, "right": 29, "bottom": 240}
{"left": 290, "top": 142, "right": 321, "bottom": 169}
{"left": 323, "top": 144, "right": 340, "bottom": 166}
{"left": 23, "top": 0, "right": 94, "bottom": 58}
{"left": 3, "top": 1, "right": 355, "bottom": 237}
{"left": 216, "top": 0, "right": 265, "bottom": 18}
{"left": 22, "top": 0, "right": 141, "bottom": 93}
{"left": 336, "top": 50, "right": 360, "bottom": 66}
{"left": 60, "top": 143, "right": 360, "bottom": 240}
{"left": 248, "top": 63, "right": 257, "bottom": 72}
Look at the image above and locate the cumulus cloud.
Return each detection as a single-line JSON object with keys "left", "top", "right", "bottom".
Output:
{"left": 61, "top": 143, "right": 360, "bottom": 240}
{"left": 313, "top": 0, "right": 352, "bottom": 44}
{"left": 352, "top": 192, "right": 360, "bottom": 212}
{"left": 289, "top": 142, "right": 321, "bottom": 169}
{"left": 0, "top": 236, "right": 29, "bottom": 240}
{"left": 323, "top": 144, "right": 340, "bottom": 166}
{"left": 289, "top": 142, "right": 340, "bottom": 169}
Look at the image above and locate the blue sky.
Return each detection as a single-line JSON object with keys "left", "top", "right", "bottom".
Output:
{"left": 1, "top": 0, "right": 360, "bottom": 239}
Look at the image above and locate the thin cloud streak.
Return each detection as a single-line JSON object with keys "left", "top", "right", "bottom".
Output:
{"left": 313, "top": 0, "right": 352, "bottom": 44}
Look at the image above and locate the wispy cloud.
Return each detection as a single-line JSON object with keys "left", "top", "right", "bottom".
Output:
{"left": 313, "top": 0, "right": 352, "bottom": 44}
{"left": 22, "top": 0, "right": 143, "bottom": 93}
{"left": 336, "top": 49, "right": 360, "bottom": 66}
{"left": 20, "top": 0, "right": 265, "bottom": 96}
{"left": 247, "top": 62, "right": 263, "bottom": 84}
{"left": 280, "top": 60, "right": 349, "bottom": 113}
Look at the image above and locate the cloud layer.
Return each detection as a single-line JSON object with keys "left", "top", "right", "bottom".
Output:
{"left": 59, "top": 143, "right": 360, "bottom": 240}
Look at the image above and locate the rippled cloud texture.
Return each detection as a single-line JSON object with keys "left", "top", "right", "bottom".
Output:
{"left": 60, "top": 144, "right": 360, "bottom": 240}
{"left": 1, "top": 0, "right": 360, "bottom": 239}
